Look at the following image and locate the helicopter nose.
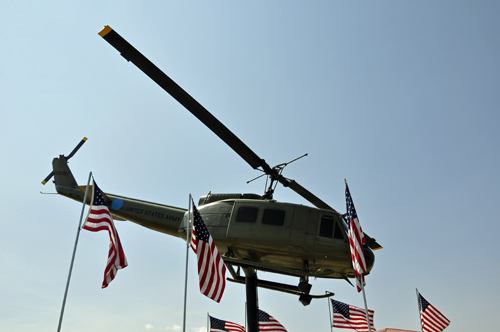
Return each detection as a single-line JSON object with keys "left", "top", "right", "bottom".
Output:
{"left": 364, "top": 246, "right": 375, "bottom": 273}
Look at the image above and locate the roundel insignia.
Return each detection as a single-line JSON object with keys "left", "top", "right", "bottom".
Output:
{"left": 111, "top": 199, "right": 124, "bottom": 210}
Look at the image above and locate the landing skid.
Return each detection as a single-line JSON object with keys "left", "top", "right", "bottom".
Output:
{"left": 226, "top": 264, "right": 334, "bottom": 309}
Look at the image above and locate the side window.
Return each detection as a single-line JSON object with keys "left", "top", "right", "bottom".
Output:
{"left": 236, "top": 207, "right": 258, "bottom": 223}
{"left": 319, "top": 215, "right": 345, "bottom": 239}
{"left": 333, "top": 221, "right": 344, "bottom": 239}
{"left": 319, "top": 216, "right": 334, "bottom": 238}
{"left": 262, "top": 209, "right": 285, "bottom": 226}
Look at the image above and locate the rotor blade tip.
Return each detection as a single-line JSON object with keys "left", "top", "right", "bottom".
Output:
{"left": 98, "top": 25, "right": 113, "bottom": 37}
{"left": 83, "top": 137, "right": 88, "bottom": 141}
{"left": 41, "top": 181, "right": 47, "bottom": 185}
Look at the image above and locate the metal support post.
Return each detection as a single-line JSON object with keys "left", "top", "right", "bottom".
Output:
{"left": 243, "top": 267, "right": 259, "bottom": 332}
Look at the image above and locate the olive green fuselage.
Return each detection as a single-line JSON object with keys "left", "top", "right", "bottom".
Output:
{"left": 52, "top": 156, "right": 373, "bottom": 280}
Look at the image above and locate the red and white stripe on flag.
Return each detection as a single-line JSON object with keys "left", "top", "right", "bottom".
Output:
{"left": 190, "top": 202, "right": 226, "bottom": 302}
{"left": 83, "top": 179, "right": 127, "bottom": 288}
{"left": 345, "top": 181, "right": 367, "bottom": 292}
{"left": 349, "top": 217, "right": 366, "bottom": 292}
{"left": 331, "top": 299, "right": 375, "bottom": 332}
{"left": 418, "top": 292, "right": 450, "bottom": 332}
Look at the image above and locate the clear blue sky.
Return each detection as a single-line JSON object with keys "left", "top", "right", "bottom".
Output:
{"left": 1, "top": 1, "right": 499, "bottom": 331}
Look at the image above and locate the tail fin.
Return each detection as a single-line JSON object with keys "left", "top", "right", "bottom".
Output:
{"left": 52, "top": 156, "right": 79, "bottom": 188}
{"left": 51, "top": 156, "right": 88, "bottom": 203}
{"left": 41, "top": 137, "right": 88, "bottom": 185}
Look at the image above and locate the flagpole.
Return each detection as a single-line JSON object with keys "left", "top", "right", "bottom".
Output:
{"left": 360, "top": 274, "right": 372, "bottom": 332}
{"left": 416, "top": 288, "right": 423, "bottom": 332}
{"left": 345, "top": 179, "right": 372, "bottom": 332}
{"left": 56, "top": 171, "right": 92, "bottom": 332}
{"left": 182, "top": 194, "right": 192, "bottom": 332}
{"left": 327, "top": 293, "right": 333, "bottom": 332}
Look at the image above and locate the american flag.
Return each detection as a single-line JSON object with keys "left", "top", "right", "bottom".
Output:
{"left": 209, "top": 315, "right": 245, "bottom": 332}
{"left": 418, "top": 292, "right": 450, "bottom": 332}
{"left": 331, "top": 299, "right": 375, "bottom": 332}
{"left": 190, "top": 201, "right": 226, "bottom": 302}
{"left": 83, "top": 179, "right": 127, "bottom": 288}
{"left": 345, "top": 181, "right": 366, "bottom": 292}
{"left": 258, "top": 309, "right": 287, "bottom": 332}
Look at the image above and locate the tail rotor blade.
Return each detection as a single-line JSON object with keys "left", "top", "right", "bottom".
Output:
{"left": 41, "top": 137, "right": 87, "bottom": 185}
{"left": 41, "top": 171, "right": 54, "bottom": 185}
{"left": 65, "top": 137, "right": 88, "bottom": 161}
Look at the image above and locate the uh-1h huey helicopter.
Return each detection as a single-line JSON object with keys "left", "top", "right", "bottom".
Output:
{"left": 42, "top": 26, "right": 382, "bottom": 309}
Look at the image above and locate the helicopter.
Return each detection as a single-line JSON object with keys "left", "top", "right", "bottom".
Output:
{"left": 42, "top": 26, "right": 382, "bottom": 308}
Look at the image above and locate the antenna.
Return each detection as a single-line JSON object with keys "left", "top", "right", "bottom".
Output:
{"left": 246, "top": 153, "right": 309, "bottom": 200}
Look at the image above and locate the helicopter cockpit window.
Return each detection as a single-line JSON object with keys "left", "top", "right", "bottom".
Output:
{"left": 319, "top": 215, "right": 345, "bottom": 239}
{"left": 235, "top": 207, "right": 258, "bottom": 223}
{"left": 262, "top": 209, "right": 285, "bottom": 226}
{"left": 333, "top": 221, "right": 344, "bottom": 239}
{"left": 319, "top": 216, "right": 335, "bottom": 238}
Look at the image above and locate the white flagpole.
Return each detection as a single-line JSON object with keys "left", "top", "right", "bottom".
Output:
{"left": 416, "top": 288, "right": 423, "bottom": 332}
{"left": 327, "top": 293, "right": 333, "bottom": 332}
{"left": 360, "top": 275, "right": 372, "bottom": 332}
{"left": 57, "top": 171, "right": 92, "bottom": 332}
{"left": 182, "top": 194, "right": 192, "bottom": 332}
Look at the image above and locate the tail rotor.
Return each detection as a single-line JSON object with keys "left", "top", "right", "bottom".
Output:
{"left": 41, "top": 137, "right": 87, "bottom": 185}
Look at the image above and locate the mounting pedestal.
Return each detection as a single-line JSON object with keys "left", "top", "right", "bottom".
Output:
{"left": 243, "top": 267, "right": 259, "bottom": 332}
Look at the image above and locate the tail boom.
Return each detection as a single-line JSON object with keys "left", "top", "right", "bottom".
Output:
{"left": 51, "top": 156, "right": 186, "bottom": 237}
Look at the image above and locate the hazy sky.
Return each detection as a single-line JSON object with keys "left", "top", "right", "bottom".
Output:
{"left": 1, "top": 1, "right": 499, "bottom": 331}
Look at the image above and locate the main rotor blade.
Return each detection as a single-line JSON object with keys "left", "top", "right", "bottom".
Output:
{"left": 280, "top": 177, "right": 335, "bottom": 211}
{"left": 98, "top": 26, "right": 268, "bottom": 172}
{"left": 364, "top": 234, "right": 383, "bottom": 251}
{"left": 99, "top": 26, "right": 334, "bottom": 211}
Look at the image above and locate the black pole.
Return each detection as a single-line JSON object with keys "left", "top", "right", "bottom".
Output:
{"left": 243, "top": 267, "right": 259, "bottom": 332}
